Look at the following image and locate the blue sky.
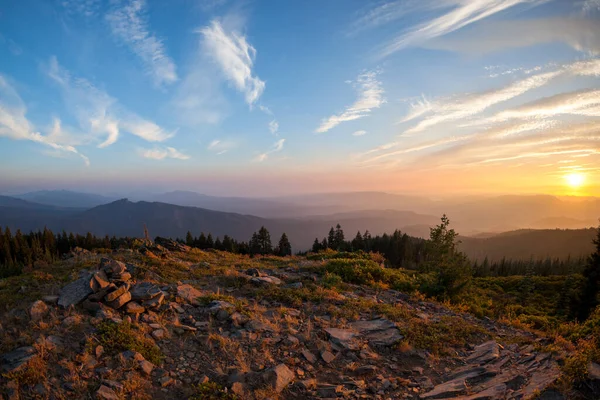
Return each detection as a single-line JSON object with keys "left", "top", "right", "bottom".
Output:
{"left": 0, "top": 0, "right": 599, "bottom": 196}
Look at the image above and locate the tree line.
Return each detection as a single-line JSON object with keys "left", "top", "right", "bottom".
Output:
{"left": 179, "top": 227, "right": 292, "bottom": 257}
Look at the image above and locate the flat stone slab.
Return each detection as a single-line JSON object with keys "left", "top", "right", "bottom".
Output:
{"left": 467, "top": 341, "right": 500, "bottom": 365}
{"left": 251, "top": 276, "right": 282, "bottom": 285}
{"left": 1, "top": 346, "right": 36, "bottom": 373}
{"left": 348, "top": 319, "right": 404, "bottom": 346}
{"left": 58, "top": 274, "right": 93, "bottom": 308}
{"left": 177, "top": 284, "right": 202, "bottom": 302}
{"left": 130, "top": 282, "right": 162, "bottom": 301}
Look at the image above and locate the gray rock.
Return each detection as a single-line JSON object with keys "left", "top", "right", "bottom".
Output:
{"left": 177, "top": 284, "right": 202, "bottom": 302}
{"left": 104, "top": 284, "right": 130, "bottom": 302}
{"left": 251, "top": 276, "right": 283, "bottom": 285}
{"left": 302, "top": 349, "right": 317, "bottom": 363}
{"left": 0, "top": 346, "right": 36, "bottom": 373}
{"left": 42, "top": 295, "right": 59, "bottom": 304}
{"left": 90, "top": 271, "right": 110, "bottom": 292}
{"left": 317, "top": 385, "right": 344, "bottom": 398}
{"left": 467, "top": 341, "right": 500, "bottom": 365}
{"left": 325, "top": 327, "right": 359, "bottom": 349}
{"left": 420, "top": 380, "right": 467, "bottom": 399}
{"left": 106, "top": 291, "right": 131, "bottom": 309}
{"left": 130, "top": 282, "right": 162, "bottom": 301}
{"left": 321, "top": 350, "right": 335, "bottom": 364}
{"left": 262, "top": 363, "right": 295, "bottom": 393}
{"left": 125, "top": 301, "right": 145, "bottom": 314}
{"left": 349, "top": 318, "right": 404, "bottom": 346}
{"left": 58, "top": 274, "right": 93, "bottom": 308}
{"left": 96, "top": 385, "right": 119, "bottom": 400}
{"left": 285, "top": 282, "right": 303, "bottom": 289}
{"left": 139, "top": 360, "right": 154, "bottom": 376}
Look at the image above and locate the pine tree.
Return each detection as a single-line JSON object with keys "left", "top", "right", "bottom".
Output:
{"left": 351, "top": 231, "right": 364, "bottom": 251}
{"left": 206, "top": 233, "right": 214, "bottom": 249}
{"left": 185, "top": 231, "right": 194, "bottom": 247}
{"left": 198, "top": 233, "right": 207, "bottom": 249}
{"left": 312, "top": 238, "right": 321, "bottom": 253}
{"left": 320, "top": 237, "right": 328, "bottom": 250}
{"left": 327, "top": 227, "right": 335, "bottom": 249}
{"left": 334, "top": 224, "right": 345, "bottom": 250}
{"left": 577, "top": 224, "right": 600, "bottom": 321}
{"left": 277, "top": 233, "right": 292, "bottom": 256}
{"left": 257, "top": 226, "right": 272, "bottom": 255}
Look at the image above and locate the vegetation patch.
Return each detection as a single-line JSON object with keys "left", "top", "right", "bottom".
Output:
{"left": 95, "top": 321, "right": 162, "bottom": 365}
{"left": 190, "top": 382, "right": 239, "bottom": 400}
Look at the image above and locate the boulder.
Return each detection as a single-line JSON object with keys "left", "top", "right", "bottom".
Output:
{"left": 29, "top": 300, "right": 49, "bottom": 322}
{"left": 467, "top": 341, "right": 500, "bottom": 365}
{"left": 90, "top": 271, "right": 110, "bottom": 292}
{"left": 143, "top": 292, "right": 165, "bottom": 309}
{"left": 58, "top": 274, "right": 93, "bottom": 308}
{"left": 348, "top": 318, "right": 404, "bottom": 346}
{"left": 176, "top": 284, "right": 202, "bottom": 302}
{"left": 155, "top": 237, "right": 190, "bottom": 252}
{"left": 1, "top": 346, "right": 36, "bottom": 373}
{"left": 106, "top": 291, "right": 131, "bottom": 309}
{"left": 321, "top": 350, "right": 336, "bottom": 364}
{"left": 262, "top": 363, "right": 295, "bottom": 393}
{"left": 104, "top": 285, "right": 130, "bottom": 302}
{"left": 130, "top": 282, "right": 162, "bottom": 301}
{"left": 100, "top": 259, "right": 127, "bottom": 275}
{"left": 251, "top": 276, "right": 283, "bottom": 286}
{"left": 325, "top": 328, "right": 358, "bottom": 349}
{"left": 95, "top": 385, "right": 119, "bottom": 400}
{"left": 125, "top": 302, "right": 145, "bottom": 314}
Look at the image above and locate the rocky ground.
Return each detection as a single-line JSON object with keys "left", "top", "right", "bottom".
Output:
{"left": 0, "top": 240, "right": 594, "bottom": 399}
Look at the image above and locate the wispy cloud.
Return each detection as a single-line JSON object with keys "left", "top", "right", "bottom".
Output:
{"left": 255, "top": 138, "right": 285, "bottom": 162}
{"left": 353, "top": 130, "right": 367, "bottom": 136}
{"left": 315, "top": 70, "right": 385, "bottom": 133}
{"left": 401, "top": 70, "right": 561, "bottom": 135}
{"left": 424, "top": 18, "right": 600, "bottom": 55}
{"left": 140, "top": 146, "right": 189, "bottom": 160}
{"left": 268, "top": 120, "right": 279, "bottom": 135}
{"left": 61, "top": 0, "right": 102, "bottom": 17}
{"left": 200, "top": 20, "right": 265, "bottom": 106}
{"left": 0, "top": 75, "right": 89, "bottom": 165}
{"left": 48, "top": 56, "right": 174, "bottom": 146}
{"left": 373, "top": 0, "right": 546, "bottom": 58}
{"left": 207, "top": 139, "right": 236, "bottom": 155}
{"left": 106, "top": 0, "right": 178, "bottom": 87}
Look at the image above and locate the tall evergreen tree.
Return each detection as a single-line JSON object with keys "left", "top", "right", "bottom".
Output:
{"left": 277, "top": 233, "right": 292, "bottom": 256}
{"left": 312, "top": 238, "right": 321, "bottom": 253}
{"left": 327, "top": 227, "right": 336, "bottom": 249}
{"left": 578, "top": 224, "right": 600, "bottom": 321}
{"left": 257, "top": 226, "right": 272, "bottom": 255}
{"left": 185, "top": 231, "right": 194, "bottom": 247}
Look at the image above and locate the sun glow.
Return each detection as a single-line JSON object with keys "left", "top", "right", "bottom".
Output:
{"left": 564, "top": 173, "right": 585, "bottom": 188}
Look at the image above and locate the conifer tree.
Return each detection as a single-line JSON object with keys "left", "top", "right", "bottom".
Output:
{"left": 312, "top": 238, "right": 321, "bottom": 253}
{"left": 578, "top": 224, "right": 600, "bottom": 321}
{"left": 277, "top": 233, "right": 292, "bottom": 256}
{"left": 185, "top": 231, "right": 194, "bottom": 247}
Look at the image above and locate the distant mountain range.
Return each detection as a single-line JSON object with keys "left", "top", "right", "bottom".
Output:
{"left": 1, "top": 190, "right": 598, "bottom": 260}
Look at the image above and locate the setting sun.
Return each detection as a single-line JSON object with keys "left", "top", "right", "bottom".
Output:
{"left": 564, "top": 173, "right": 586, "bottom": 188}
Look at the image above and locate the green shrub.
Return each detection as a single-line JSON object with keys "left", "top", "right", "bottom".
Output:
{"left": 190, "top": 382, "right": 238, "bottom": 400}
{"left": 95, "top": 320, "right": 162, "bottom": 364}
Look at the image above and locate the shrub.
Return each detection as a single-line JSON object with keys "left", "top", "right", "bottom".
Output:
{"left": 190, "top": 382, "right": 239, "bottom": 400}
{"left": 95, "top": 321, "right": 162, "bottom": 364}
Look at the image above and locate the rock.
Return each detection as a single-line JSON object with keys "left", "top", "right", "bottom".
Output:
{"left": 90, "top": 271, "right": 110, "bottom": 292}
{"left": 285, "top": 282, "right": 303, "bottom": 289}
{"left": 152, "top": 329, "right": 166, "bottom": 340}
{"left": 158, "top": 376, "right": 174, "bottom": 387}
{"left": 100, "top": 258, "right": 127, "bottom": 275}
{"left": 285, "top": 335, "right": 300, "bottom": 346}
{"left": 230, "top": 312, "right": 249, "bottom": 327}
{"left": 130, "top": 282, "right": 162, "bottom": 301}
{"left": 348, "top": 318, "right": 404, "bottom": 346}
{"left": 96, "top": 385, "right": 119, "bottom": 400}
{"left": 317, "top": 385, "right": 344, "bottom": 398}
{"left": 246, "top": 319, "right": 275, "bottom": 332}
{"left": 589, "top": 362, "right": 600, "bottom": 380}
{"left": 82, "top": 299, "right": 103, "bottom": 313}
{"left": 299, "top": 379, "right": 317, "bottom": 390}
{"left": 104, "top": 285, "right": 130, "bottom": 302}
{"left": 231, "top": 382, "right": 246, "bottom": 396}
{"left": 112, "top": 272, "right": 132, "bottom": 282}
{"left": 325, "top": 327, "right": 358, "bottom": 349}
{"left": 139, "top": 360, "right": 154, "bottom": 376}
{"left": 251, "top": 276, "right": 283, "bottom": 285}
{"left": 120, "top": 350, "right": 145, "bottom": 362}
{"left": 467, "top": 341, "right": 500, "bottom": 365}
{"left": 155, "top": 237, "right": 191, "bottom": 252}
{"left": 355, "top": 365, "right": 378, "bottom": 376}
{"left": 106, "top": 291, "right": 131, "bottom": 309}
{"left": 420, "top": 380, "right": 467, "bottom": 399}
{"left": 102, "top": 380, "right": 124, "bottom": 392}
{"left": 246, "top": 268, "right": 264, "bottom": 277}
{"left": 58, "top": 274, "right": 93, "bottom": 307}
{"left": 321, "top": 350, "right": 336, "bottom": 364}
{"left": 0, "top": 346, "right": 36, "bottom": 373}
{"left": 263, "top": 363, "right": 295, "bottom": 393}
{"left": 176, "top": 284, "right": 202, "bottom": 302}
{"left": 125, "top": 302, "right": 145, "bottom": 314}
{"left": 87, "top": 284, "right": 117, "bottom": 302}
{"left": 143, "top": 292, "right": 165, "bottom": 308}
{"left": 302, "top": 349, "right": 317, "bottom": 364}
{"left": 42, "top": 295, "right": 59, "bottom": 304}
{"left": 29, "top": 300, "right": 49, "bottom": 322}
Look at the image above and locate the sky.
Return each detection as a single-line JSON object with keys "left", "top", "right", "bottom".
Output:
{"left": 0, "top": 0, "right": 599, "bottom": 197}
